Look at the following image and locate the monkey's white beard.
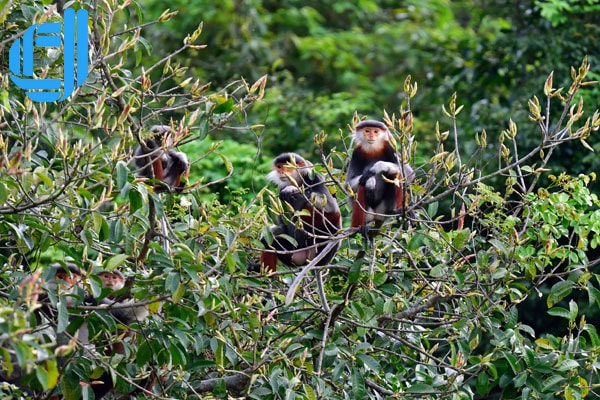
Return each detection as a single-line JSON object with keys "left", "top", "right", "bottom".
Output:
{"left": 352, "top": 131, "right": 390, "bottom": 153}
{"left": 267, "top": 170, "right": 289, "bottom": 189}
{"left": 267, "top": 170, "right": 304, "bottom": 189}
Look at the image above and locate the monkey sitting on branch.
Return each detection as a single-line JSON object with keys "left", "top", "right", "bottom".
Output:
{"left": 346, "top": 119, "right": 415, "bottom": 238}
{"left": 249, "top": 153, "right": 342, "bottom": 274}
{"left": 132, "top": 125, "right": 190, "bottom": 193}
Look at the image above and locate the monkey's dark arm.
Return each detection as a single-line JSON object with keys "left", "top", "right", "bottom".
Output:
{"left": 279, "top": 186, "right": 310, "bottom": 211}
{"left": 347, "top": 151, "right": 369, "bottom": 190}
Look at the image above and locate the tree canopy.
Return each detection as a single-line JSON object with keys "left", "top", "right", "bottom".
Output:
{"left": 2, "top": 0, "right": 600, "bottom": 399}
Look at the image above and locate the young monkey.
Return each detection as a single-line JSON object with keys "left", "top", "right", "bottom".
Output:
{"left": 346, "top": 120, "right": 414, "bottom": 237}
{"left": 249, "top": 153, "right": 342, "bottom": 273}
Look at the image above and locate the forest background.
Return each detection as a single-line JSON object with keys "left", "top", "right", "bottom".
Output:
{"left": 2, "top": 0, "right": 600, "bottom": 399}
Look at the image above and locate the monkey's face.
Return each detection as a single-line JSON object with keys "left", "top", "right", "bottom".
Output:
{"left": 54, "top": 271, "right": 81, "bottom": 287}
{"left": 49, "top": 271, "right": 82, "bottom": 300}
{"left": 98, "top": 272, "right": 125, "bottom": 291}
{"left": 267, "top": 160, "right": 304, "bottom": 188}
{"left": 358, "top": 126, "right": 387, "bottom": 145}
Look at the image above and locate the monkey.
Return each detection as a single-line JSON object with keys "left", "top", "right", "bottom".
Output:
{"left": 346, "top": 120, "right": 415, "bottom": 237}
{"left": 97, "top": 269, "right": 125, "bottom": 291}
{"left": 3, "top": 266, "right": 151, "bottom": 399}
{"left": 132, "top": 125, "right": 190, "bottom": 192}
{"left": 96, "top": 269, "right": 125, "bottom": 297}
{"left": 41, "top": 265, "right": 144, "bottom": 324}
{"left": 5, "top": 263, "right": 102, "bottom": 399}
{"left": 50, "top": 262, "right": 82, "bottom": 287}
{"left": 95, "top": 270, "right": 150, "bottom": 325}
{"left": 38, "top": 262, "right": 87, "bottom": 317}
{"left": 249, "top": 153, "right": 342, "bottom": 273}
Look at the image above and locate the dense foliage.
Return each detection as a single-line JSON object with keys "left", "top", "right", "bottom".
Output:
{"left": 2, "top": 0, "right": 600, "bottom": 399}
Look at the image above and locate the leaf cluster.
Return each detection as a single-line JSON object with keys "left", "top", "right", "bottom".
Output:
{"left": 2, "top": 1, "right": 600, "bottom": 400}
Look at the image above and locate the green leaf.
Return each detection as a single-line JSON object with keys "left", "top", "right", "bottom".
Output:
{"left": 35, "top": 364, "right": 49, "bottom": 389}
{"left": 93, "top": 310, "right": 117, "bottom": 331}
{"left": 565, "top": 386, "right": 574, "bottom": 400}
{"left": 492, "top": 268, "right": 508, "bottom": 280}
{"left": 34, "top": 168, "right": 53, "bottom": 187}
{"left": 556, "top": 359, "right": 579, "bottom": 372}
{"left": 116, "top": 160, "right": 129, "bottom": 190}
{"left": 332, "top": 360, "right": 347, "bottom": 381}
{"left": 356, "top": 354, "right": 379, "bottom": 371}
{"left": 505, "top": 353, "right": 521, "bottom": 374}
{"left": 505, "top": 307, "right": 518, "bottom": 329}
{"left": 514, "top": 372, "right": 527, "bottom": 387}
{"left": 136, "top": 341, "right": 151, "bottom": 367}
{"left": 476, "top": 371, "right": 489, "bottom": 396}
{"left": 213, "top": 98, "right": 234, "bottom": 114}
{"left": 584, "top": 324, "right": 600, "bottom": 347}
{"left": 169, "top": 343, "right": 187, "bottom": 366}
{"left": 165, "top": 272, "right": 180, "bottom": 294}
{"left": 535, "top": 338, "right": 555, "bottom": 350}
{"left": 129, "top": 188, "right": 143, "bottom": 214}
{"left": 407, "top": 232, "right": 427, "bottom": 251}
{"left": 568, "top": 299, "right": 578, "bottom": 321}
{"left": 0, "top": 182, "right": 7, "bottom": 204}
{"left": 56, "top": 300, "right": 69, "bottom": 333}
{"left": 451, "top": 229, "right": 470, "bottom": 249}
{"left": 406, "top": 383, "right": 434, "bottom": 393}
{"left": 217, "top": 152, "right": 233, "bottom": 174}
{"left": 0, "top": 0, "right": 12, "bottom": 24}
{"left": 348, "top": 257, "right": 362, "bottom": 284}
{"left": 588, "top": 284, "right": 600, "bottom": 307}
{"left": 105, "top": 254, "right": 129, "bottom": 271}
{"left": 543, "top": 374, "right": 566, "bottom": 391}
{"left": 111, "top": 219, "right": 124, "bottom": 243}
{"left": 427, "top": 201, "right": 438, "bottom": 217}
{"left": 225, "top": 253, "right": 236, "bottom": 273}
{"left": 430, "top": 264, "right": 447, "bottom": 278}
{"left": 89, "top": 275, "right": 103, "bottom": 298}
{"left": 0, "top": 348, "right": 13, "bottom": 377}
{"left": 93, "top": 212, "right": 109, "bottom": 241}
{"left": 214, "top": 340, "right": 225, "bottom": 368}
{"left": 350, "top": 368, "right": 367, "bottom": 398}
{"left": 547, "top": 307, "right": 570, "bottom": 319}
{"left": 172, "top": 282, "right": 186, "bottom": 303}
{"left": 303, "top": 384, "right": 316, "bottom": 400}
{"left": 45, "top": 360, "right": 59, "bottom": 389}
{"left": 547, "top": 280, "right": 574, "bottom": 307}
{"left": 64, "top": 372, "right": 84, "bottom": 399}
